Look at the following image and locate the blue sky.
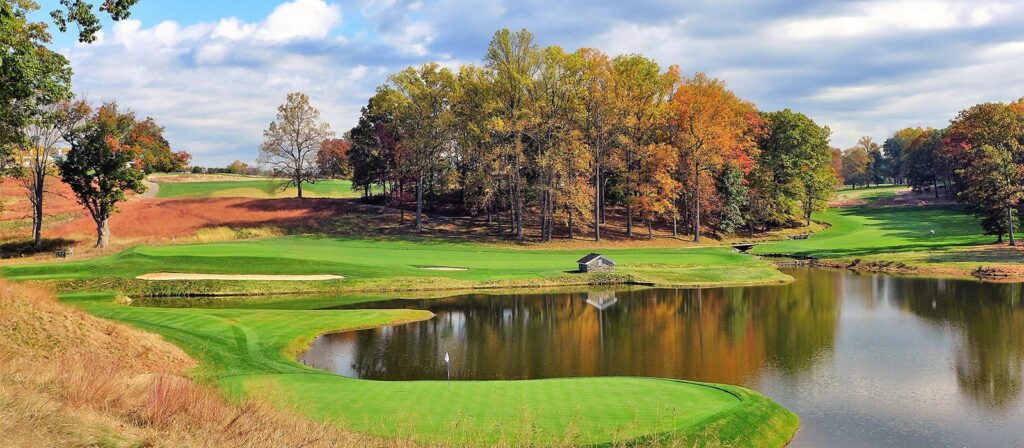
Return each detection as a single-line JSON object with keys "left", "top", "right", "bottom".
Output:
{"left": 33, "top": 0, "right": 1024, "bottom": 166}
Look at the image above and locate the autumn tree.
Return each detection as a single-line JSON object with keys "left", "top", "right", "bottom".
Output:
{"left": 317, "top": 138, "right": 352, "bottom": 179}
{"left": 830, "top": 147, "right": 844, "bottom": 185}
{"left": 56, "top": 102, "right": 146, "bottom": 248}
{"left": 387, "top": 63, "right": 456, "bottom": 231}
{"left": 131, "top": 117, "right": 189, "bottom": 173}
{"left": 752, "top": 110, "right": 834, "bottom": 226}
{"left": 531, "top": 46, "right": 590, "bottom": 241}
{"left": 453, "top": 65, "right": 500, "bottom": 221}
{"left": 485, "top": 28, "right": 539, "bottom": 239}
{"left": 946, "top": 102, "right": 1024, "bottom": 241}
{"left": 841, "top": 146, "right": 869, "bottom": 188}
{"left": 958, "top": 145, "right": 1024, "bottom": 244}
{"left": 714, "top": 163, "right": 747, "bottom": 233}
{"left": 576, "top": 48, "right": 620, "bottom": 241}
{"left": 671, "top": 73, "right": 757, "bottom": 242}
{"left": 226, "top": 159, "right": 249, "bottom": 175}
{"left": 16, "top": 100, "right": 89, "bottom": 248}
{"left": 349, "top": 88, "right": 399, "bottom": 199}
{"left": 612, "top": 55, "right": 679, "bottom": 237}
{"left": 904, "top": 129, "right": 943, "bottom": 196}
{"left": 258, "top": 92, "right": 334, "bottom": 199}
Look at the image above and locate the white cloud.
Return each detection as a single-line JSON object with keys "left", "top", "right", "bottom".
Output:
{"left": 57, "top": 0, "right": 1024, "bottom": 163}
{"left": 257, "top": 0, "right": 342, "bottom": 42}
{"left": 63, "top": 0, "right": 371, "bottom": 166}
{"left": 776, "top": 1, "right": 1017, "bottom": 40}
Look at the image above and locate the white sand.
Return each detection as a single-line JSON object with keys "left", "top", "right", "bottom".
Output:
{"left": 136, "top": 273, "right": 344, "bottom": 281}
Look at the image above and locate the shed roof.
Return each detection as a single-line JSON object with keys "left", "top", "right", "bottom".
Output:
{"left": 577, "top": 253, "right": 612, "bottom": 264}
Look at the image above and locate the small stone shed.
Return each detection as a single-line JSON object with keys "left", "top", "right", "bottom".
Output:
{"left": 577, "top": 253, "right": 616, "bottom": 273}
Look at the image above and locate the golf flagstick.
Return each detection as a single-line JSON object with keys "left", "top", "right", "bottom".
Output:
{"left": 444, "top": 351, "right": 451, "bottom": 390}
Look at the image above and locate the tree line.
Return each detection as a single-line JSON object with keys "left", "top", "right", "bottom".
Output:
{"left": 343, "top": 29, "right": 837, "bottom": 242}
{"left": 839, "top": 98, "right": 1024, "bottom": 243}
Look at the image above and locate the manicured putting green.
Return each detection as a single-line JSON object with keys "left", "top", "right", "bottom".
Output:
{"left": 155, "top": 179, "right": 362, "bottom": 199}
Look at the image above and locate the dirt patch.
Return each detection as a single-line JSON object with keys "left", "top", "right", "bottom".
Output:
{"left": 416, "top": 266, "right": 469, "bottom": 271}
{"left": 137, "top": 273, "right": 344, "bottom": 281}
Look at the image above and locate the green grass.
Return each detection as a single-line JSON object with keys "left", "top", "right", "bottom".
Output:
{"left": 755, "top": 205, "right": 988, "bottom": 259}
{"left": 155, "top": 179, "right": 363, "bottom": 199}
{"left": 2, "top": 236, "right": 791, "bottom": 293}
{"left": 5, "top": 236, "right": 799, "bottom": 445}
{"left": 834, "top": 184, "right": 904, "bottom": 203}
{"left": 60, "top": 291, "right": 797, "bottom": 446}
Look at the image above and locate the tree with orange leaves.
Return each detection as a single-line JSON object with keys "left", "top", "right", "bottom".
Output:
{"left": 670, "top": 73, "right": 757, "bottom": 242}
{"left": 56, "top": 102, "right": 146, "bottom": 248}
{"left": 613, "top": 54, "right": 679, "bottom": 237}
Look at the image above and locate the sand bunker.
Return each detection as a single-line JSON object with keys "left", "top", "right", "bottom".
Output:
{"left": 137, "top": 273, "right": 344, "bottom": 281}
{"left": 416, "top": 266, "right": 469, "bottom": 271}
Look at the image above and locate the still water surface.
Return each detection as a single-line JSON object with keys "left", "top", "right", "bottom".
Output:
{"left": 300, "top": 268, "right": 1024, "bottom": 447}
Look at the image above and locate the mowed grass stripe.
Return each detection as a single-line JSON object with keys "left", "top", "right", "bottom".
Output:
{"left": 155, "top": 179, "right": 365, "bottom": 199}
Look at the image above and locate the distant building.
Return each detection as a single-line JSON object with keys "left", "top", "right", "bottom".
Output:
{"left": 577, "top": 253, "right": 615, "bottom": 273}
{"left": 19, "top": 147, "right": 67, "bottom": 167}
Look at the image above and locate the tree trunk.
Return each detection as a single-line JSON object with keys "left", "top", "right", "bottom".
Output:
{"left": 568, "top": 208, "right": 574, "bottom": 239}
{"left": 594, "top": 165, "right": 601, "bottom": 242}
{"left": 1009, "top": 207, "right": 1016, "bottom": 247}
{"left": 296, "top": 176, "right": 303, "bottom": 199}
{"left": 415, "top": 175, "right": 424, "bottom": 232}
{"left": 95, "top": 218, "right": 111, "bottom": 248}
{"left": 32, "top": 182, "right": 44, "bottom": 248}
{"left": 647, "top": 218, "right": 653, "bottom": 240}
{"left": 626, "top": 202, "right": 633, "bottom": 237}
{"left": 693, "top": 160, "right": 701, "bottom": 243}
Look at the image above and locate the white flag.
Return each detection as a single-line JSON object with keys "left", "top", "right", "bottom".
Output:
{"left": 444, "top": 352, "right": 450, "bottom": 363}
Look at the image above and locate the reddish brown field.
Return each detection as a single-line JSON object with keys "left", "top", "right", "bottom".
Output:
{"left": 53, "top": 197, "right": 350, "bottom": 240}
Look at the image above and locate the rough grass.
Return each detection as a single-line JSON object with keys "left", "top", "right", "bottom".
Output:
{"left": 0, "top": 279, "right": 396, "bottom": 448}
{"left": 156, "top": 179, "right": 364, "bottom": 199}
{"left": 3, "top": 236, "right": 791, "bottom": 295}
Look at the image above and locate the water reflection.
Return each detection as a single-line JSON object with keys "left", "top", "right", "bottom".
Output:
{"left": 300, "top": 268, "right": 1024, "bottom": 447}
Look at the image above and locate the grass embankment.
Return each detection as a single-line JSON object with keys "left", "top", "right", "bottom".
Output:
{"left": 156, "top": 178, "right": 363, "bottom": 199}
{"left": 755, "top": 185, "right": 1024, "bottom": 278}
{"left": 3, "top": 236, "right": 798, "bottom": 446}
{"left": 0, "top": 280, "right": 388, "bottom": 448}
{"left": 3, "top": 235, "right": 791, "bottom": 295}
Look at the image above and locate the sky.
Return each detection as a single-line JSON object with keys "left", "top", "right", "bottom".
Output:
{"left": 32, "top": 0, "right": 1024, "bottom": 167}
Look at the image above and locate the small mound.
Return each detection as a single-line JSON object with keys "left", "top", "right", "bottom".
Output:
{"left": 136, "top": 273, "right": 345, "bottom": 281}
{"left": 415, "top": 266, "right": 469, "bottom": 271}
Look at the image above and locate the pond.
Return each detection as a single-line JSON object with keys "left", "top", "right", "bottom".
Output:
{"left": 297, "top": 268, "right": 1024, "bottom": 447}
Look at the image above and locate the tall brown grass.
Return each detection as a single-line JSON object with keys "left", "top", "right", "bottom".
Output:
{"left": 0, "top": 279, "right": 412, "bottom": 448}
